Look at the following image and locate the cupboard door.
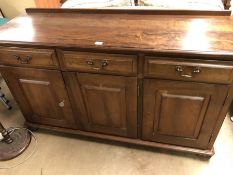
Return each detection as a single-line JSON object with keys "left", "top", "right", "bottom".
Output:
{"left": 1, "top": 67, "right": 77, "bottom": 129}
{"left": 142, "top": 79, "right": 228, "bottom": 149}
{"left": 64, "top": 73, "right": 137, "bottom": 138}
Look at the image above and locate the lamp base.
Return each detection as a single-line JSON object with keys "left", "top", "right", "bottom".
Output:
{"left": 0, "top": 128, "right": 31, "bottom": 161}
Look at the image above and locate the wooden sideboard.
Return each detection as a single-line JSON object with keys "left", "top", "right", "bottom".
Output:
{"left": 0, "top": 9, "right": 233, "bottom": 157}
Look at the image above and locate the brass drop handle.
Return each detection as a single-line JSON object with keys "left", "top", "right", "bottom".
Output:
{"left": 101, "top": 60, "right": 108, "bottom": 67}
{"left": 86, "top": 60, "right": 94, "bottom": 65}
{"left": 14, "top": 55, "right": 32, "bottom": 64}
{"left": 86, "top": 59, "right": 99, "bottom": 70}
{"left": 58, "top": 100, "right": 65, "bottom": 107}
{"left": 193, "top": 67, "right": 201, "bottom": 74}
{"left": 175, "top": 66, "right": 201, "bottom": 78}
{"left": 86, "top": 59, "right": 109, "bottom": 71}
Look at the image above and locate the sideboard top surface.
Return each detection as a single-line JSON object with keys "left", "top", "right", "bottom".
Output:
{"left": 0, "top": 9, "right": 233, "bottom": 56}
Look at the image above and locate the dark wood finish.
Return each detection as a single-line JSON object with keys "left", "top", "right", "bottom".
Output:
{"left": 209, "top": 83, "right": 233, "bottom": 147}
{"left": 0, "top": 67, "right": 77, "bottom": 129}
{"left": 142, "top": 79, "right": 229, "bottom": 149}
{"left": 64, "top": 73, "right": 138, "bottom": 138}
{"left": 58, "top": 50, "right": 137, "bottom": 75}
{"left": 144, "top": 58, "right": 233, "bottom": 84}
{"left": 0, "top": 10, "right": 233, "bottom": 156}
{"left": 137, "top": 54, "right": 144, "bottom": 139}
{"left": 0, "top": 47, "right": 59, "bottom": 69}
{"left": 0, "top": 9, "right": 233, "bottom": 55}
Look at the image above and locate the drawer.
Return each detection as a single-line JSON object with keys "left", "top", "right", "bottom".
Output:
{"left": 58, "top": 51, "right": 137, "bottom": 75}
{"left": 144, "top": 57, "right": 233, "bottom": 84}
{"left": 0, "top": 47, "right": 59, "bottom": 69}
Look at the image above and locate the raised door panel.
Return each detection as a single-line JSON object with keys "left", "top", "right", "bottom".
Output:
{"left": 142, "top": 79, "right": 228, "bottom": 149}
{"left": 19, "top": 79, "right": 62, "bottom": 120}
{"left": 0, "top": 67, "right": 77, "bottom": 129}
{"left": 82, "top": 85, "right": 127, "bottom": 130}
{"left": 63, "top": 73, "right": 137, "bottom": 138}
{"left": 156, "top": 93, "right": 208, "bottom": 139}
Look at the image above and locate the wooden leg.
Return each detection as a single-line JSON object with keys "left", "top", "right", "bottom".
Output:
{"left": 24, "top": 123, "right": 39, "bottom": 131}
{"left": 27, "top": 126, "right": 39, "bottom": 131}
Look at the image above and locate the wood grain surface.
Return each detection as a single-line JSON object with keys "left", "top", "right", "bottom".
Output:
{"left": 0, "top": 9, "right": 233, "bottom": 156}
{"left": 0, "top": 9, "right": 232, "bottom": 57}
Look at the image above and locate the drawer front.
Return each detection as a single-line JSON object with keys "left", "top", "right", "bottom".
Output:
{"left": 59, "top": 51, "right": 137, "bottom": 75}
{"left": 0, "top": 47, "right": 59, "bottom": 69}
{"left": 144, "top": 57, "right": 233, "bottom": 84}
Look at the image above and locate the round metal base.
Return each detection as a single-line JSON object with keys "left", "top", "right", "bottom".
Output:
{"left": 0, "top": 128, "right": 31, "bottom": 161}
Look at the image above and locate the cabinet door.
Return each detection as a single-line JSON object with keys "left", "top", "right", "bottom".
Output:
{"left": 1, "top": 67, "right": 77, "bottom": 129}
{"left": 142, "top": 79, "right": 228, "bottom": 149}
{"left": 63, "top": 73, "right": 137, "bottom": 138}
